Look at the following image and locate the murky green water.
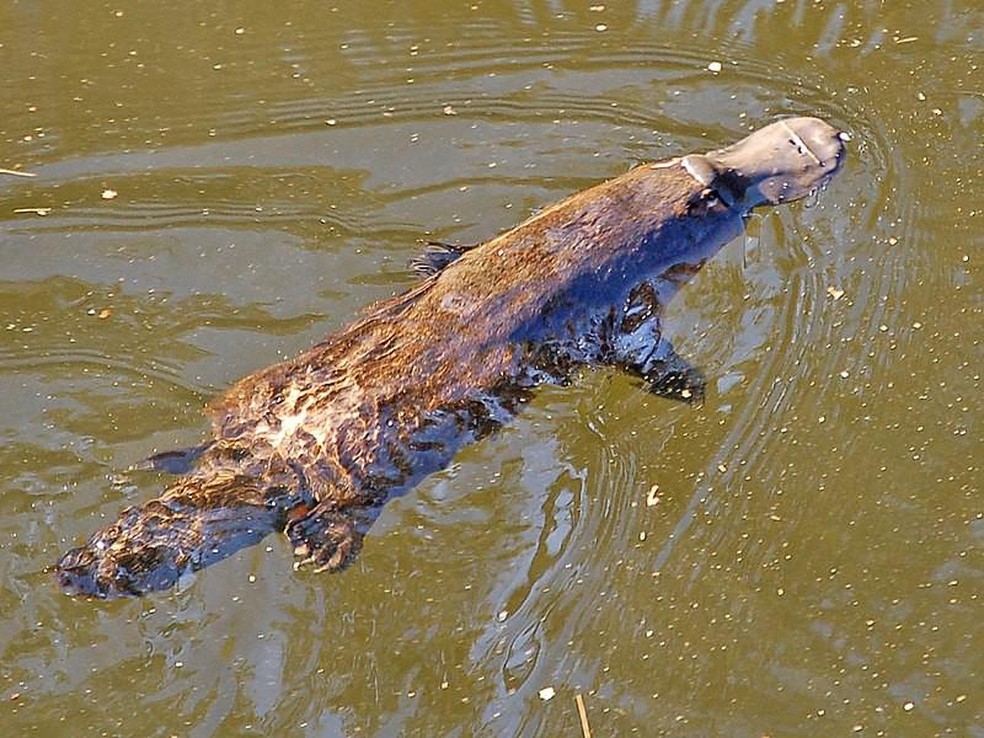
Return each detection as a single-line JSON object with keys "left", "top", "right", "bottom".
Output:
{"left": 2, "top": 2, "right": 980, "bottom": 736}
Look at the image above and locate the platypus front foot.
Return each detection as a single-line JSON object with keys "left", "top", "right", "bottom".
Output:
{"left": 286, "top": 507, "right": 363, "bottom": 573}
{"left": 640, "top": 339, "right": 706, "bottom": 404}
{"left": 645, "top": 361, "right": 706, "bottom": 404}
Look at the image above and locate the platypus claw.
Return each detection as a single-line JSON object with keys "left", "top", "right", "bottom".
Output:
{"left": 285, "top": 508, "right": 362, "bottom": 574}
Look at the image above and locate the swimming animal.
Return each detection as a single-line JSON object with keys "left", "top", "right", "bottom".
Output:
{"left": 55, "top": 117, "right": 846, "bottom": 598}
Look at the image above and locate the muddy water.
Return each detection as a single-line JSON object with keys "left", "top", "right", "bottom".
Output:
{"left": 1, "top": 1, "right": 980, "bottom": 736}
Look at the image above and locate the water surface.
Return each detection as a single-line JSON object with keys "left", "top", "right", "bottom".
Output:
{"left": 1, "top": 1, "right": 980, "bottom": 736}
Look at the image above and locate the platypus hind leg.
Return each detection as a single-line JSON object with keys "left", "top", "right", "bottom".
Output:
{"left": 132, "top": 441, "right": 216, "bottom": 474}
{"left": 286, "top": 504, "right": 364, "bottom": 573}
{"left": 409, "top": 240, "right": 477, "bottom": 276}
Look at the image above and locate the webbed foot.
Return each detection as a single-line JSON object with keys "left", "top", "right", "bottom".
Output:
{"left": 285, "top": 507, "right": 363, "bottom": 573}
{"left": 645, "top": 361, "right": 706, "bottom": 404}
{"left": 409, "top": 240, "right": 476, "bottom": 276}
{"left": 133, "top": 442, "right": 215, "bottom": 474}
{"left": 640, "top": 339, "right": 706, "bottom": 404}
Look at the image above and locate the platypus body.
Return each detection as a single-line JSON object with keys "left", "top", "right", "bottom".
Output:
{"left": 55, "top": 117, "right": 846, "bottom": 598}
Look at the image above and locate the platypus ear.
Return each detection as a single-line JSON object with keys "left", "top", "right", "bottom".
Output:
{"left": 409, "top": 240, "right": 477, "bottom": 276}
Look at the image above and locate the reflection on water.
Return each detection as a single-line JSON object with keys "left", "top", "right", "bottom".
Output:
{"left": 2, "top": 1, "right": 980, "bottom": 736}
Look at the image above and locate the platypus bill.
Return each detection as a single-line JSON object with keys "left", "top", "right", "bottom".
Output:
{"left": 55, "top": 117, "right": 846, "bottom": 599}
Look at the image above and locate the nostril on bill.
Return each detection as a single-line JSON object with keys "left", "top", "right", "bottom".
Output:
{"left": 778, "top": 117, "right": 848, "bottom": 169}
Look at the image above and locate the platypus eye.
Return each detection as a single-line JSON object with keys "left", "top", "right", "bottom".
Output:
{"left": 687, "top": 187, "right": 726, "bottom": 214}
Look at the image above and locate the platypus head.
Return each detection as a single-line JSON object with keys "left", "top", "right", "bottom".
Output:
{"left": 682, "top": 116, "right": 847, "bottom": 212}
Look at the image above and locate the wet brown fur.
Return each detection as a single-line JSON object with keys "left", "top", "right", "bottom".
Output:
{"left": 207, "top": 165, "right": 698, "bottom": 498}
{"left": 56, "top": 163, "right": 712, "bottom": 597}
{"left": 54, "top": 115, "right": 847, "bottom": 598}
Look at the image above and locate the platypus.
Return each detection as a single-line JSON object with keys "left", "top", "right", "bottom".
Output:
{"left": 55, "top": 117, "right": 846, "bottom": 598}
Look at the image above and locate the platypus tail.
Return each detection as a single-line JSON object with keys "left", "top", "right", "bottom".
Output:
{"left": 54, "top": 471, "right": 301, "bottom": 599}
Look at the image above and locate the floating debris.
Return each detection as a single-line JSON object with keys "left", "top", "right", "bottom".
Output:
{"left": 575, "top": 693, "right": 592, "bottom": 738}
{"left": 0, "top": 168, "right": 37, "bottom": 178}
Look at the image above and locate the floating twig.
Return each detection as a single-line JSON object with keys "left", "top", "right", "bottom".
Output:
{"left": 0, "top": 168, "right": 37, "bottom": 178}
{"left": 575, "top": 693, "right": 592, "bottom": 738}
